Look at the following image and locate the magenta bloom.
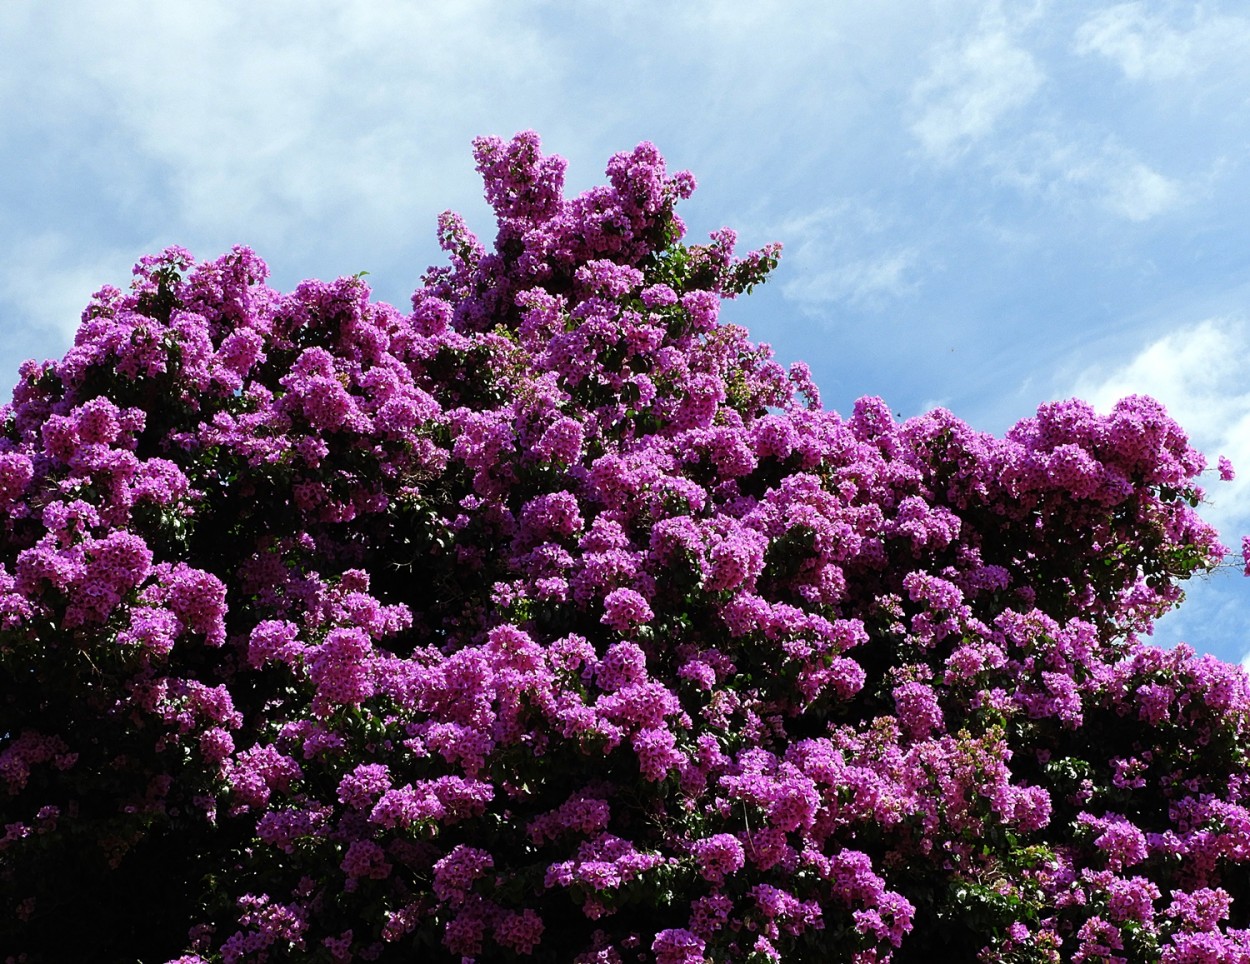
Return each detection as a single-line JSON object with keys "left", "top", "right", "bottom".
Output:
{"left": 653, "top": 927, "right": 706, "bottom": 964}
{"left": 601, "top": 587, "right": 654, "bottom": 631}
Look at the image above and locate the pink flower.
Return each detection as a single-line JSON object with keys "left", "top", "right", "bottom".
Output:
{"left": 432, "top": 845, "right": 494, "bottom": 905}
{"left": 340, "top": 839, "right": 391, "bottom": 881}
{"left": 893, "top": 681, "right": 944, "bottom": 740}
{"left": 601, "top": 587, "right": 654, "bottom": 632}
{"left": 692, "top": 833, "right": 745, "bottom": 883}
{"left": 652, "top": 928, "right": 705, "bottom": 964}
{"left": 495, "top": 909, "right": 545, "bottom": 955}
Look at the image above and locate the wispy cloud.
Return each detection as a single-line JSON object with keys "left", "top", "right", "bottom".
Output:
{"left": 0, "top": 233, "right": 135, "bottom": 347}
{"left": 1100, "top": 159, "right": 1182, "bottom": 221}
{"left": 776, "top": 202, "right": 921, "bottom": 310}
{"left": 1074, "top": 3, "right": 1250, "bottom": 83}
{"left": 993, "top": 133, "right": 1185, "bottom": 222}
{"left": 0, "top": 3, "right": 568, "bottom": 262}
{"left": 909, "top": 19, "right": 1045, "bottom": 163}
{"left": 903, "top": 5, "right": 1197, "bottom": 221}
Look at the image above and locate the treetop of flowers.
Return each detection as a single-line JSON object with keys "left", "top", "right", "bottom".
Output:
{"left": 1, "top": 131, "right": 1248, "bottom": 963}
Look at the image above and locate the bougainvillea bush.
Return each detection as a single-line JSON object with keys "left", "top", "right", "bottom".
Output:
{"left": 2, "top": 132, "right": 1250, "bottom": 963}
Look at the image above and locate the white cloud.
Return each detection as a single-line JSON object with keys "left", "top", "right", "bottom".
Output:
{"left": 900, "top": 5, "right": 1195, "bottom": 219}
{"left": 910, "top": 24, "right": 1045, "bottom": 162}
{"left": 776, "top": 203, "right": 921, "bottom": 309}
{"left": 994, "top": 133, "right": 1184, "bottom": 222}
{"left": 0, "top": 234, "right": 134, "bottom": 343}
{"left": 1075, "top": 3, "right": 1250, "bottom": 83}
{"left": 787, "top": 251, "right": 919, "bottom": 309}
{"left": 0, "top": 2, "right": 568, "bottom": 254}
{"left": 1069, "top": 318, "right": 1244, "bottom": 433}
{"left": 1101, "top": 160, "right": 1182, "bottom": 221}
{"left": 1074, "top": 4, "right": 1193, "bottom": 80}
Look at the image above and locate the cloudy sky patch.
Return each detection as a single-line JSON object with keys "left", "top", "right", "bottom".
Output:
{"left": 910, "top": 23, "right": 1046, "bottom": 163}
{"left": 1074, "top": 3, "right": 1250, "bottom": 83}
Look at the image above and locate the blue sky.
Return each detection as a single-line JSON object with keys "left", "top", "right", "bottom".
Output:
{"left": 3, "top": 1, "right": 1249, "bottom": 663}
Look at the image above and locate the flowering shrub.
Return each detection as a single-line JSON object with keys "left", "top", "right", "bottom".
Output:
{"left": 2, "top": 131, "right": 1249, "bottom": 962}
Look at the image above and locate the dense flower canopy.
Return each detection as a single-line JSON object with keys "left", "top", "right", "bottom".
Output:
{"left": 1, "top": 132, "right": 1249, "bottom": 963}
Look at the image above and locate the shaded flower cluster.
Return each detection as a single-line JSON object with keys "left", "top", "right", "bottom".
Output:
{"left": 0, "top": 132, "right": 1247, "bottom": 963}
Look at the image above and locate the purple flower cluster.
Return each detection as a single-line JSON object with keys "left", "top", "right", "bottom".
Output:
{"left": 1, "top": 132, "right": 1247, "bottom": 963}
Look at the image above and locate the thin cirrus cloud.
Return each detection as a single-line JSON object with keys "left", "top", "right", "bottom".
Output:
{"left": 0, "top": 2, "right": 571, "bottom": 300}
{"left": 1074, "top": 3, "right": 1250, "bottom": 83}
{"left": 1099, "top": 159, "right": 1182, "bottom": 221}
{"left": 776, "top": 203, "right": 921, "bottom": 310}
{"left": 903, "top": 10, "right": 1186, "bottom": 225}
{"left": 0, "top": 234, "right": 140, "bottom": 379}
{"left": 901, "top": 5, "right": 1195, "bottom": 225}
{"left": 990, "top": 133, "right": 1185, "bottom": 222}
{"left": 909, "top": 23, "right": 1046, "bottom": 164}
